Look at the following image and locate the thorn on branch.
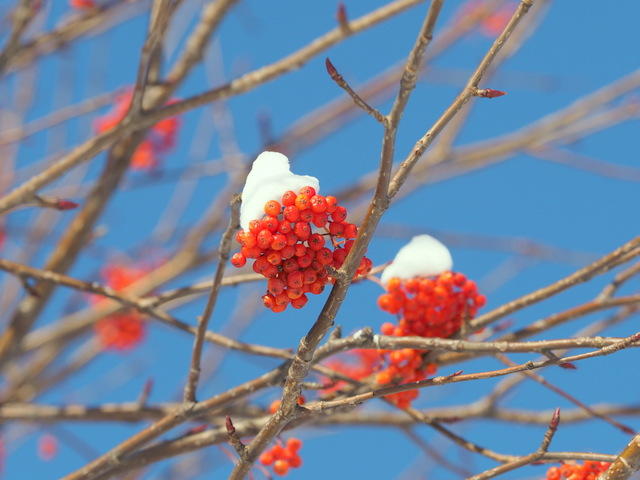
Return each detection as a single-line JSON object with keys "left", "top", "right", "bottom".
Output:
{"left": 474, "top": 88, "right": 507, "bottom": 99}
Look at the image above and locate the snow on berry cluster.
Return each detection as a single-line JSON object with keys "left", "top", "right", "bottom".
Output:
{"left": 259, "top": 438, "right": 303, "bottom": 476}
{"left": 92, "top": 263, "right": 147, "bottom": 350}
{"left": 374, "top": 235, "right": 485, "bottom": 407}
{"left": 94, "top": 89, "right": 180, "bottom": 171}
{"left": 545, "top": 461, "right": 610, "bottom": 480}
{"left": 322, "top": 235, "right": 485, "bottom": 408}
{"left": 230, "top": 152, "right": 372, "bottom": 312}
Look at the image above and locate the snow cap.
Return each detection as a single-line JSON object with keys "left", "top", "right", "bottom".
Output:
{"left": 380, "top": 234, "right": 453, "bottom": 285}
{"left": 240, "top": 151, "right": 320, "bottom": 230}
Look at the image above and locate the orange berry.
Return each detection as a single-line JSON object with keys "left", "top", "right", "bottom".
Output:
{"left": 310, "top": 195, "right": 327, "bottom": 213}
{"left": 294, "top": 194, "right": 310, "bottom": 211}
{"left": 299, "top": 186, "right": 316, "bottom": 197}
{"left": 325, "top": 196, "right": 338, "bottom": 213}
{"left": 271, "top": 233, "right": 287, "bottom": 251}
{"left": 281, "top": 190, "right": 297, "bottom": 206}
{"left": 260, "top": 450, "right": 275, "bottom": 465}
{"left": 291, "top": 294, "right": 308, "bottom": 309}
{"left": 299, "top": 209, "right": 314, "bottom": 222}
{"left": 264, "top": 200, "right": 281, "bottom": 216}
{"left": 273, "top": 459, "right": 289, "bottom": 475}
{"left": 286, "top": 438, "right": 302, "bottom": 452}
{"left": 230, "top": 252, "right": 246, "bottom": 267}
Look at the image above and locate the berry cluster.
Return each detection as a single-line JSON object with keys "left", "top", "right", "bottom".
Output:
{"left": 94, "top": 90, "right": 180, "bottom": 171}
{"left": 323, "top": 349, "right": 383, "bottom": 394}
{"left": 545, "top": 461, "right": 610, "bottom": 480}
{"left": 456, "top": 1, "right": 516, "bottom": 37}
{"left": 92, "top": 264, "right": 147, "bottom": 350}
{"left": 378, "top": 272, "right": 486, "bottom": 339}
{"left": 69, "top": 0, "right": 96, "bottom": 8}
{"left": 37, "top": 434, "right": 58, "bottom": 462}
{"left": 231, "top": 186, "right": 372, "bottom": 312}
{"left": 259, "top": 438, "right": 303, "bottom": 476}
{"left": 373, "top": 271, "right": 485, "bottom": 407}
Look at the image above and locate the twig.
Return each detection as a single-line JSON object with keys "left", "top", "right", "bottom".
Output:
{"left": 183, "top": 195, "right": 241, "bottom": 402}
{"left": 325, "top": 58, "right": 387, "bottom": 125}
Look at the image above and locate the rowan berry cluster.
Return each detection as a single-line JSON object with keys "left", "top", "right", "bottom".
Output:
{"left": 92, "top": 264, "right": 147, "bottom": 350}
{"left": 231, "top": 186, "right": 372, "bottom": 312}
{"left": 372, "top": 271, "right": 485, "bottom": 407}
{"left": 94, "top": 90, "right": 180, "bottom": 171}
{"left": 69, "top": 0, "right": 96, "bottom": 8}
{"left": 545, "top": 461, "right": 610, "bottom": 480}
{"left": 378, "top": 272, "right": 486, "bottom": 338}
{"left": 259, "top": 438, "right": 303, "bottom": 476}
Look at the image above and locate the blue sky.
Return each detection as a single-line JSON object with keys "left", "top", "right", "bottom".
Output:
{"left": 2, "top": 0, "right": 639, "bottom": 478}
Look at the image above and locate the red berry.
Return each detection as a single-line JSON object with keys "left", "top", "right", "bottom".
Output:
{"left": 299, "top": 186, "right": 316, "bottom": 197}
{"left": 268, "top": 278, "right": 285, "bottom": 296}
{"left": 253, "top": 257, "right": 270, "bottom": 275}
{"left": 260, "top": 451, "right": 275, "bottom": 465}
{"left": 278, "top": 220, "right": 292, "bottom": 234}
{"left": 230, "top": 252, "right": 246, "bottom": 267}
{"left": 310, "top": 195, "right": 327, "bottom": 213}
{"left": 274, "top": 292, "right": 290, "bottom": 306}
{"left": 312, "top": 212, "right": 328, "bottom": 228}
{"left": 283, "top": 205, "right": 300, "bottom": 222}
{"left": 287, "top": 271, "right": 303, "bottom": 289}
{"left": 291, "top": 294, "right": 308, "bottom": 309}
{"left": 332, "top": 248, "right": 347, "bottom": 266}
{"left": 262, "top": 216, "right": 279, "bottom": 232}
{"left": 299, "top": 209, "right": 314, "bottom": 223}
{"left": 280, "top": 245, "right": 295, "bottom": 259}
{"left": 294, "top": 194, "right": 310, "bottom": 211}
{"left": 286, "top": 287, "right": 304, "bottom": 299}
{"left": 294, "top": 244, "right": 307, "bottom": 257}
{"left": 286, "top": 437, "right": 302, "bottom": 452}
{"left": 273, "top": 459, "right": 289, "bottom": 476}
{"left": 343, "top": 223, "right": 358, "bottom": 239}
{"left": 328, "top": 221, "right": 344, "bottom": 237}
{"left": 262, "top": 294, "right": 276, "bottom": 309}
{"left": 325, "top": 196, "right": 338, "bottom": 213}
{"left": 285, "top": 232, "right": 298, "bottom": 246}
{"left": 249, "top": 220, "right": 261, "bottom": 234}
{"left": 271, "top": 234, "right": 287, "bottom": 250}
{"left": 297, "top": 253, "right": 313, "bottom": 269}
{"left": 257, "top": 229, "right": 274, "bottom": 249}
{"left": 266, "top": 251, "right": 282, "bottom": 265}
{"left": 308, "top": 233, "right": 325, "bottom": 250}
{"left": 281, "top": 190, "right": 297, "bottom": 206}
{"left": 241, "top": 245, "right": 261, "bottom": 259}
{"left": 294, "top": 222, "right": 311, "bottom": 240}
{"left": 264, "top": 200, "right": 281, "bottom": 216}
{"left": 316, "top": 248, "right": 333, "bottom": 265}
{"left": 303, "top": 270, "right": 317, "bottom": 284}
{"left": 288, "top": 454, "right": 302, "bottom": 468}
{"left": 332, "top": 206, "right": 348, "bottom": 222}
{"left": 282, "top": 258, "right": 299, "bottom": 273}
